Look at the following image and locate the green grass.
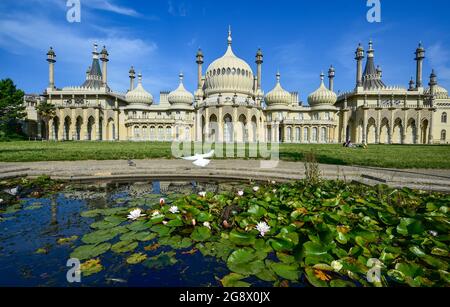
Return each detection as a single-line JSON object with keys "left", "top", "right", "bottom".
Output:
{"left": 0, "top": 141, "right": 449, "bottom": 169}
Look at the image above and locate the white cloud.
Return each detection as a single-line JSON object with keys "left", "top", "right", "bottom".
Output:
{"left": 427, "top": 42, "right": 450, "bottom": 85}
{"left": 84, "top": 0, "right": 140, "bottom": 17}
{"left": 168, "top": 0, "right": 188, "bottom": 17}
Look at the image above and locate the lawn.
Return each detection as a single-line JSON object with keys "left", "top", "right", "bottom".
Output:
{"left": 0, "top": 141, "right": 449, "bottom": 169}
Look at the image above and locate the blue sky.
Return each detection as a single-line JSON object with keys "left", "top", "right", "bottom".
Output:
{"left": 1, "top": 0, "right": 449, "bottom": 103}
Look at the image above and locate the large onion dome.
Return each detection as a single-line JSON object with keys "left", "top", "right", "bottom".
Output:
{"left": 204, "top": 28, "right": 254, "bottom": 97}
{"left": 168, "top": 73, "right": 194, "bottom": 105}
{"left": 125, "top": 73, "right": 153, "bottom": 104}
{"left": 425, "top": 84, "right": 449, "bottom": 99}
{"left": 308, "top": 73, "right": 337, "bottom": 107}
{"left": 265, "top": 73, "right": 291, "bottom": 106}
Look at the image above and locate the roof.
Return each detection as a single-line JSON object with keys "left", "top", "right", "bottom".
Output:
{"left": 362, "top": 43, "right": 386, "bottom": 90}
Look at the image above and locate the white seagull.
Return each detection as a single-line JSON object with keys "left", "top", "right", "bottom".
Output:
{"left": 182, "top": 150, "right": 215, "bottom": 167}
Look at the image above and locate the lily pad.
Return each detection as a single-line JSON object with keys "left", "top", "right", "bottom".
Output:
{"left": 111, "top": 241, "right": 139, "bottom": 254}
{"left": 70, "top": 243, "right": 111, "bottom": 261}
{"left": 227, "top": 248, "right": 265, "bottom": 275}
{"left": 220, "top": 273, "right": 251, "bottom": 287}
{"left": 126, "top": 253, "right": 148, "bottom": 265}
{"left": 190, "top": 226, "right": 211, "bottom": 242}
{"left": 80, "top": 259, "right": 103, "bottom": 277}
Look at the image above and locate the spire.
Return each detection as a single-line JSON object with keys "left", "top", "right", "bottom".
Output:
{"left": 228, "top": 25, "right": 232, "bottom": 46}
{"left": 367, "top": 40, "right": 374, "bottom": 58}
{"left": 92, "top": 43, "right": 99, "bottom": 59}
{"left": 362, "top": 40, "right": 385, "bottom": 90}
{"left": 138, "top": 73, "right": 143, "bottom": 84}
{"left": 276, "top": 71, "right": 281, "bottom": 83}
{"left": 179, "top": 72, "right": 184, "bottom": 84}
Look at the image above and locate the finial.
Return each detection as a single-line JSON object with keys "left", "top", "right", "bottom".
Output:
{"left": 368, "top": 40, "right": 373, "bottom": 49}
{"left": 138, "top": 73, "right": 143, "bottom": 84}
{"left": 93, "top": 43, "right": 98, "bottom": 53}
{"left": 276, "top": 71, "right": 281, "bottom": 83}
{"left": 320, "top": 72, "right": 325, "bottom": 81}
{"left": 227, "top": 25, "right": 232, "bottom": 46}
{"left": 179, "top": 72, "right": 184, "bottom": 82}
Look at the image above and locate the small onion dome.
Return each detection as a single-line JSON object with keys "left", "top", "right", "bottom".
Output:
{"left": 425, "top": 84, "right": 449, "bottom": 99}
{"left": 129, "top": 66, "right": 136, "bottom": 75}
{"left": 126, "top": 73, "right": 153, "bottom": 104}
{"left": 308, "top": 73, "right": 337, "bottom": 106}
{"left": 47, "top": 47, "right": 56, "bottom": 56}
{"left": 168, "top": 73, "right": 194, "bottom": 105}
{"left": 265, "top": 72, "right": 292, "bottom": 106}
{"left": 100, "top": 45, "right": 108, "bottom": 55}
{"left": 256, "top": 48, "right": 263, "bottom": 57}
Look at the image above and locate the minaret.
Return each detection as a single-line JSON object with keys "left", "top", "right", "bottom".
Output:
{"left": 355, "top": 43, "right": 364, "bottom": 89}
{"left": 46, "top": 47, "right": 56, "bottom": 89}
{"left": 255, "top": 48, "right": 263, "bottom": 92}
{"left": 409, "top": 77, "right": 415, "bottom": 90}
{"left": 100, "top": 45, "right": 109, "bottom": 87}
{"left": 196, "top": 48, "right": 204, "bottom": 91}
{"left": 429, "top": 69, "right": 437, "bottom": 97}
{"left": 415, "top": 42, "right": 425, "bottom": 90}
{"left": 328, "top": 65, "right": 335, "bottom": 91}
{"left": 129, "top": 66, "right": 136, "bottom": 91}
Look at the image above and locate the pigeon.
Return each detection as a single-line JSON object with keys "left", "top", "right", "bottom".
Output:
{"left": 127, "top": 160, "right": 136, "bottom": 167}
{"left": 182, "top": 150, "right": 215, "bottom": 168}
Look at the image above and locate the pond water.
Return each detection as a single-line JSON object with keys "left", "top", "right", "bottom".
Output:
{"left": 0, "top": 180, "right": 270, "bottom": 287}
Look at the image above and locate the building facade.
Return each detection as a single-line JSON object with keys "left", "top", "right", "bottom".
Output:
{"left": 23, "top": 30, "right": 450, "bottom": 144}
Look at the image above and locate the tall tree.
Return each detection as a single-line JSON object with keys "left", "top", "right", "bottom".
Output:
{"left": 0, "top": 79, "right": 26, "bottom": 139}
{"left": 36, "top": 100, "right": 56, "bottom": 140}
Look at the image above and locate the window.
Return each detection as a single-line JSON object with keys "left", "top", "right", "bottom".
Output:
{"left": 166, "top": 127, "right": 172, "bottom": 141}
{"left": 134, "top": 126, "right": 140, "bottom": 139}
{"left": 441, "top": 130, "right": 447, "bottom": 142}
{"left": 303, "top": 128, "right": 309, "bottom": 142}
{"left": 296, "top": 128, "right": 301, "bottom": 142}
{"left": 267, "top": 114, "right": 272, "bottom": 122}
{"left": 286, "top": 127, "right": 292, "bottom": 141}
{"left": 312, "top": 127, "right": 318, "bottom": 142}
{"left": 312, "top": 113, "right": 319, "bottom": 120}
{"left": 150, "top": 127, "right": 155, "bottom": 140}
{"left": 321, "top": 127, "right": 327, "bottom": 143}
{"left": 324, "top": 112, "right": 330, "bottom": 120}
{"left": 158, "top": 127, "right": 164, "bottom": 141}
{"left": 442, "top": 112, "right": 448, "bottom": 123}
{"left": 298, "top": 114, "right": 304, "bottom": 120}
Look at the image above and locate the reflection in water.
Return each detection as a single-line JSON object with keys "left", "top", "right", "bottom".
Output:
{"left": 0, "top": 179, "right": 251, "bottom": 287}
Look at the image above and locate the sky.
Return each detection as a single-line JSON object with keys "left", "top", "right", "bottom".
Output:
{"left": 0, "top": 0, "right": 450, "bottom": 103}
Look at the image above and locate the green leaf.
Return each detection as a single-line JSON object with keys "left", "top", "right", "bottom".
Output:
{"left": 229, "top": 229, "right": 256, "bottom": 246}
{"left": 269, "top": 262, "right": 299, "bottom": 281}
{"left": 126, "top": 253, "right": 148, "bottom": 265}
{"left": 111, "top": 241, "right": 139, "bottom": 254}
{"left": 70, "top": 243, "right": 111, "bottom": 261}
{"left": 190, "top": 226, "right": 212, "bottom": 242}
{"left": 220, "top": 273, "right": 251, "bottom": 287}
{"left": 227, "top": 248, "right": 265, "bottom": 275}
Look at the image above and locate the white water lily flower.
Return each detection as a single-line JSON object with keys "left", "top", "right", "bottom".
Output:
{"left": 203, "top": 222, "right": 211, "bottom": 229}
{"left": 159, "top": 198, "right": 165, "bottom": 205}
{"left": 237, "top": 191, "right": 244, "bottom": 196}
{"left": 253, "top": 186, "right": 260, "bottom": 192}
{"left": 169, "top": 206, "right": 179, "bottom": 214}
{"left": 255, "top": 221, "right": 270, "bottom": 237}
{"left": 127, "top": 209, "right": 146, "bottom": 221}
{"left": 272, "top": 189, "right": 277, "bottom": 193}
{"left": 199, "top": 192, "right": 207, "bottom": 197}
{"left": 162, "top": 221, "right": 168, "bottom": 225}
{"left": 331, "top": 260, "right": 343, "bottom": 272}
{"left": 429, "top": 230, "right": 438, "bottom": 237}
{"left": 271, "top": 181, "right": 276, "bottom": 184}
{"left": 192, "top": 219, "right": 197, "bottom": 226}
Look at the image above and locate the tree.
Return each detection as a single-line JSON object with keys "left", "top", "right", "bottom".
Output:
{"left": 36, "top": 100, "right": 56, "bottom": 140}
{"left": 0, "top": 78, "right": 26, "bottom": 139}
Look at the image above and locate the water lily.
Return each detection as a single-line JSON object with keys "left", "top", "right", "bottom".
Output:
{"left": 429, "top": 230, "right": 438, "bottom": 237}
{"left": 169, "top": 206, "right": 179, "bottom": 214}
{"left": 198, "top": 192, "right": 207, "bottom": 198}
{"left": 253, "top": 186, "right": 260, "bottom": 192}
{"left": 237, "top": 191, "right": 244, "bottom": 196}
{"left": 159, "top": 198, "right": 165, "bottom": 205}
{"left": 272, "top": 189, "right": 277, "bottom": 193}
{"left": 331, "top": 260, "right": 343, "bottom": 272}
{"left": 271, "top": 181, "right": 276, "bottom": 184}
{"left": 162, "top": 221, "right": 168, "bottom": 225}
{"left": 192, "top": 219, "right": 196, "bottom": 226}
{"left": 127, "top": 209, "right": 146, "bottom": 221}
{"left": 255, "top": 221, "right": 270, "bottom": 237}
{"left": 203, "top": 222, "right": 211, "bottom": 229}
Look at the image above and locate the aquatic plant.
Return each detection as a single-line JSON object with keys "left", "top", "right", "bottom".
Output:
{"left": 72, "top": 180, "right": 449, "bottom": 287}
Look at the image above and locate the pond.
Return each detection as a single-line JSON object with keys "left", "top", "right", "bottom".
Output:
{"left": 0, "top": 179, "right": 273, "bottom": 287}
{"left": 0, "top": 177, "right": 449, "bottom": 287}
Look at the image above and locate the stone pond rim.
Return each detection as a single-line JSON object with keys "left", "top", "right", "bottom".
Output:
{"left": 0, "top": 159, "right": 449, "bottom": 193}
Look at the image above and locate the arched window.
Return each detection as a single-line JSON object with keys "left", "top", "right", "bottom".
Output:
{"left": 166, "top": 127, "right": 172, "bottom": 141}
{"left": 296, "top": 127, "right": 301, "bottom": 142}
{"left": 134, "top": 126, "right": 140, "bottom": 139}
{"left": 158, "top": 126, "right": 164, "bottom": 141}
{"left": 303, "top": 127, "right": 309, "bottom": 142}
{"left": 441, "top": 130, "right": 447, "bottom": 142}
{"left": 150, "top": 127, "right": 155, "bottom": 141}
{"left": 286, "top": 127, "right": 292, "bottom": 142}
{"left": 321, "top": 127, "right": 327, "bottom": 143}
{"left": 312, "top": 127, "right": 318, "bottom": 142}
{"left": 442, "top": 112, "right": 448, "bottom": 123}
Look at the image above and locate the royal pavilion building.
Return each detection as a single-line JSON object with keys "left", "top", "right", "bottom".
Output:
{"left": 23, "top": 29, "right": 449, "bottom": 144}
